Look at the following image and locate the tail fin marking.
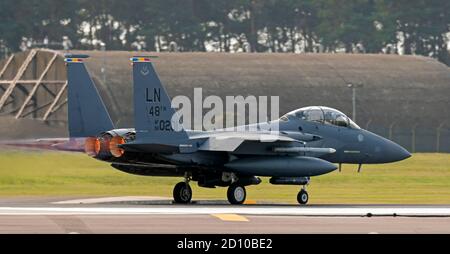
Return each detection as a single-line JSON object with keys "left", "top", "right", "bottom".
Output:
{"left": 131, "top": 57, "right": 188, "bottom": 144}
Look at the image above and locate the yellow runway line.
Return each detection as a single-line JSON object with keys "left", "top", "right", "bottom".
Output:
{"left": 244, "top": 200, "right": 257, "bottom": 205}
{"left": 211, "top": 214, "right": 249, "bottom": 222}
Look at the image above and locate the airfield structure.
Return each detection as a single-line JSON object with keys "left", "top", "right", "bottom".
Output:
{"left": 0, "top": 49, "right": 67, "bottom": 123}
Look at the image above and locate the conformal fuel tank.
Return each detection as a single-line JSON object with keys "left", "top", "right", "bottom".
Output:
{"left": 225, "top": 156, "right": 337, "bottom": 177}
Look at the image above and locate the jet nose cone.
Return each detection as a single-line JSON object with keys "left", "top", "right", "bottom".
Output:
{"left": 381, "top": 139, "right": 411, "bottom": 163}
{"left": 362, "top": 130, "right": 412, "bottom": 164}
{"left": 392, "top": 143, "right": 411, "bottom": 161}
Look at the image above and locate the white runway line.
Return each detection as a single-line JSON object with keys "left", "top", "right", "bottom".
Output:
{"left": 0, "top": 206, "right": 450, "bottom": 216}
{"left": 53, "top": 196, "right": 169, "bottom": 204}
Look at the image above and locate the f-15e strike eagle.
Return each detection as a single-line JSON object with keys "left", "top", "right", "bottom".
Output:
{"left": 21, "top": 54, "right": 412, "bottom": 205}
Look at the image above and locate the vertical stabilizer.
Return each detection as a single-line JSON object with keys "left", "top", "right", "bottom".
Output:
{"left": 131, "top": 57, "right": 188, "bottom": 144}
{"left": 66, "top": 54, "right": 114, "bottom": 137}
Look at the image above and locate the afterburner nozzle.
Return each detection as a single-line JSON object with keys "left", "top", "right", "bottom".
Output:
{"left": 109, "top": 136, "right": 126, "bottom": 158}
{"left": 84, "top": 137, "right": 100, "bottom": 157}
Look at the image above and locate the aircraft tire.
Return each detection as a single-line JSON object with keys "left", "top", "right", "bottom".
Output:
{"left": 227, "top": 183, "right": 246, "bottom": 205}
{"left": 297, "top": 189, "right": 309, "bottom": 205}
{"left": 173, "top": 182, "right": 192, "bottom": 204}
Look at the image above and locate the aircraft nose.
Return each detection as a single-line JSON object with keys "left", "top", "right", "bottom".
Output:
{"left": 377, "top": 138, "right": 411, "bottom": 163}
{"left": 398, "top": 145, "right": 412, "bottom": 160}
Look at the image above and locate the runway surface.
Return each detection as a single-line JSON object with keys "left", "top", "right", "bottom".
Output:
{"left": 0, "top": 196, "right": 449, "bottom": 233}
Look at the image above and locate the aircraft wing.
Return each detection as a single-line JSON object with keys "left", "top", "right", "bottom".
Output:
{"left": 195, "top": 132, "right": 301, "bottom": 152}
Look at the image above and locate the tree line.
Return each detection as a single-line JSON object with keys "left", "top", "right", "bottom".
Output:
{"left": 1, "top": 0, "right": 449, "bottom": 65}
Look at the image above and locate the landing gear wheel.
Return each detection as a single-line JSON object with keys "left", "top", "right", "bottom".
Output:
{"left": 173, "top": 182, "right": 192, "bottom": 204}
{"left": 227, "top": 184, "right": 246, "bottom": 205}
{"left": 297, "top": 189, "right": 309, "bottom": 205}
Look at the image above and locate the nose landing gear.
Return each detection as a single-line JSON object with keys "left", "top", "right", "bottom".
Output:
{"left": 297, "top": 178, "right": 310, "bottom": 205}
{"left": 297, "top": 188, "right": 309, "bottom": 205}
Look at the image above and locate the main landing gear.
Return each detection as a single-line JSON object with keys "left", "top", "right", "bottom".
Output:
{"left": 173, "top": 174, "right": 192, "bottom": 204}
{"left": 173, "top": 182, "right": 192, "bottom": 204}
{"left": 227, "top": 183, "right": 246, "bottom": 205}
{"left": 172, "top": 172, "right": 250, "bottom": 205}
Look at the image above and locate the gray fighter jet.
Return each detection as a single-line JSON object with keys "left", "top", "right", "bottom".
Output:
{"left": 64, "top": 54, "right": 411, "bottom": 205}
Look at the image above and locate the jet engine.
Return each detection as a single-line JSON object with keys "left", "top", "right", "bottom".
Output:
{"left": 109, "top": 136, "right": 126, "bottom": 158}
{"left": 84, "top": 129, "right": 135, "bottom": 160}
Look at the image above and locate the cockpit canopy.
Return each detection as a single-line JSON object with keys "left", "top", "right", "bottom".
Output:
{"left": 281, "top": 106, "right": 360, "bottom": 129}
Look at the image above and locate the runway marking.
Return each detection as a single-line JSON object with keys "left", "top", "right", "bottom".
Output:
{"left": 53, "top": 196, "right": 168, "bottom": 204}
{"left": 243, "top": 200, "right": 257, "bottom": 205}
{"left": 0, "top": 206, "right": 450, "bottom": 217}
{"left": 47, "top": 215, "right": 92, "bottom": 234}
{"left": 212, "top": 214, "right": 249, "bottom": 222}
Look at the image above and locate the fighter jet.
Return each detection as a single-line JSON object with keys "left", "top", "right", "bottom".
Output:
{"left": 61, "top": 54, "right": 411, "bottom": 205}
